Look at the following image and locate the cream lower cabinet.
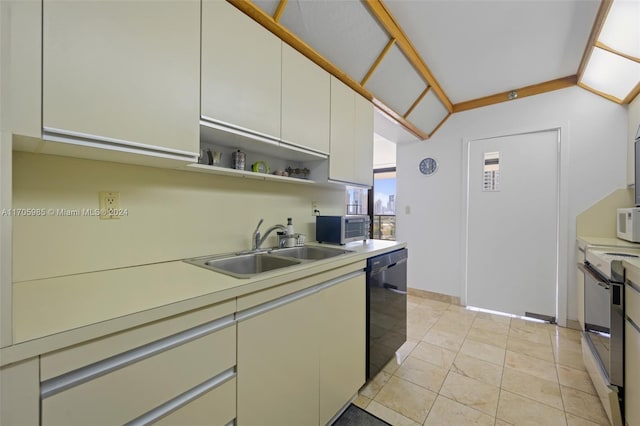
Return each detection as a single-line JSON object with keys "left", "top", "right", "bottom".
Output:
{"left": 329, "top": 77, "right": 374, "bottom": 187}
{"left": 237, "top": 271, "right": 366, "bottom": 426}
{"left": 40, "top": 311, "right": 237, "bottom": 426}
{"left": 42, "top": 0, "right": 200, "bottom": 158}
{"left": 237, "top": 289, "right": 321, "bottom": 426}
{"left": 319, "top": 274, "right": 366, "bottom": 425}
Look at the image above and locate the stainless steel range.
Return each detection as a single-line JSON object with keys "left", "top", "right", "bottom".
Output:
{"left": 580, "top": 246, "right": 640, "bottom": 425}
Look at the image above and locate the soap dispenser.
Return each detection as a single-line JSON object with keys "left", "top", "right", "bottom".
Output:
{"left": 286, "top": 218, "right": 296, "bottom": 247}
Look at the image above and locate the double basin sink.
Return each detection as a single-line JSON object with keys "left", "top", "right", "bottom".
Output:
{"left": 185, "top": 246, "right": 352, "bottom": 279}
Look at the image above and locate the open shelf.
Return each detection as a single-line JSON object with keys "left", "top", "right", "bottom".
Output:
{"left": 184, "top": 163, "right": 317, "bottom": 185}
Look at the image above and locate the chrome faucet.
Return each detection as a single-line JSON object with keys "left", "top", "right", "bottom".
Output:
{"left": 252, "top": 218, "right": 287, "bottom": 251}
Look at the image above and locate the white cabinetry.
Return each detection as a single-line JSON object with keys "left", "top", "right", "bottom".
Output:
{"left": 237, "top": 288, "right": 321, "bottom": 426}
{"left": 282, "top": 43, "right": 331, "bottom": 154}
{"left": 330, "top": 77, "right": 374, "bottom": 187}
{"left": 42, "top": 0, "right": 200, "bottom": 160}
{"left": 319, "top": 274, "right": 366, "bottom": 424}
{"left": 40, "top": 303, "right": 236, "bottom": 426}
{"left": 626, "top": 281, "right": 640, "bottom": 426}
{"left": 201, "top": 0, "right": 281, "bottom": 140}
{"left": 236, "top": 270, "right": 366, "bottom": 425}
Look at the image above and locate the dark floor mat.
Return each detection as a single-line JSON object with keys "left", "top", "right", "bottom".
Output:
{"left": 331, "top": 403, "right": 391, "bottom": 426}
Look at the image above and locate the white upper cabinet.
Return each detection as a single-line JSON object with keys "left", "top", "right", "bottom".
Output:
{"left": 201, "top": 0, "right": 281, "bottom": 140}
{"left": 42, "top": 0, "right": 200, "bottom": 157}
{"left": 281, "top": 43, "right": 330, "bottom": 154}
{"left": 354, "top": 93, "right": 374, "bottom": 187}
{"left": 330, "top": 77, "right": 373, "bottom": 186}
{"left": 330, "top": 77, "right": 356, "bottom": 184}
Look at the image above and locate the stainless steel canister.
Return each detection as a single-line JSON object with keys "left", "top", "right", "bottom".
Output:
{"left": 232, "top": 150, "right": 246, "bottom": 170}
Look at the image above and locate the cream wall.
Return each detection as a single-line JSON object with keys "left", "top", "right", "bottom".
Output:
{"left": 576, "top": 188, "right": 634, "bottom": 237}
{"left": 12, "top": 152, "right": 346, "bottom": 282}
{"left": 397, "top": 86, "right": 629, "bottom": 322}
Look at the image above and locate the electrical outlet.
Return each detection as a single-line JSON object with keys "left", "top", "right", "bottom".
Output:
{"left": 311, "top": 201, "right": 319, "bottom": 216}
{"left": 99, "top": 191, "right": 120, "bottom": 220}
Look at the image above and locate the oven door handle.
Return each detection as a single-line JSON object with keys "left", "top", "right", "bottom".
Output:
{"left": 577, "top": 262, "right": 610, "bottom": 289}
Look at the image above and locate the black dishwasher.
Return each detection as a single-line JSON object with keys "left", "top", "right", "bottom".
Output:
{"left": 366, "top": 248, "right": 408, "bottom": 379}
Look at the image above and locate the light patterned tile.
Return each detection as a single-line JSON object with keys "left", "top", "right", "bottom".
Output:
{"left": 396, "top": 339, "right": 418, "bottom": 364}
{"left": 501, "top": 367, "right": 563, "bottom": 409}
{"left": 473, "top": 313, "right": 512, "bottom": 329}
{"left": 565, "top": 412, "right": 604, "bottom": 426}
{"left": 466, "top": 326, "right": 509, "bottom": 349}
{"left": 557, "top": 364, "right": 596, "bottom": 395}
{"left": 509, "top": 325, "right": 552, "bottom": 345}
{"left": 497, "top": 390, "right": 567, "bottom": 426}
{"left": 431, "top": 317, "right": 473, "bottom": 336}
{"left": 451, "top": 353, "right": 503, "bottom": 387}
{"left": 417, "top": 298, "right": 451, "bottom": 312}
{"left": 504, "top": 350, "right": 558, "bottom": 383}
{"left": 353, "top": 394, "right": 371, "bottom": 409}
{"left": 365, "top": 401, "right": 421, "bottom": 426}
{"left": 423, "top": 395, "right": 494, "bottom": 426}
{"left": 439, "top": 372, "right": 500, "bottom": 417}
{"left": 410, "top": 341, "right": 457, "bottom": 370}
{"left": 560, "top": 385, "right": 610, "bottom": 426}
{"left": 459, "top": 339, "right": 506, "bottom": 366}
{"left": 394, "top": 356, "right": 448, "bottom": 393}
{"left": 550, "top": 326, "right": 582, "bottom": 343}
{"left": 373, "top": 376, "right": 437, "bottom": 423}
{"left": 382, "top": 357, "right": 401, "bottom": 375}
{"left": 422, "top": 328, "right": 467, "bottom": 352}
{"left": 507, "top": 335, "right": 555, "bottom": 362}
{"left": 554, "top": 344, "right": 587, "bottom": 371}
{"left": 360, "top": 370, "right": 391, "bottom": 399}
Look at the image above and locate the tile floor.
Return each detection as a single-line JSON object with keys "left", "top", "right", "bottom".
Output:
{"left": 355, "top": 294, "right": 610, "bottom": 426}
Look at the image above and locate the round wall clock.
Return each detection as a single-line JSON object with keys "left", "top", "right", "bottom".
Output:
{"left": 419, "top": 157, "right": 438, "bottom": 176}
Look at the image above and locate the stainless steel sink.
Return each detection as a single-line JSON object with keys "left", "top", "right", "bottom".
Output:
{"left": 186, "top": 253, "right": 301, "bottom": 279}
{"left": 269, "top": 246, "right": 352, "bottom": 260}
{"left": 185, "top": 246, "right": 351, "bottom": 278}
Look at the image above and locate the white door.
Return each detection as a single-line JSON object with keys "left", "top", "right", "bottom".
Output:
{"left": 466, "top": 130, "right": 559, "bottom": 320}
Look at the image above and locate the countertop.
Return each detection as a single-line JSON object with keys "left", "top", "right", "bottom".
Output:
{"left": 577, "top": 236, "right": 640, "bottom": 252}
{"left": 2, "top": 239, "right": 405, "bottom": 365}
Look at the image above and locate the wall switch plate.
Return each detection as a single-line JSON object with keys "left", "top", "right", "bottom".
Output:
{"left": 312, "top": 201, "right": 319, "bottom": 216}
{"left": 99, "top": 191, "right": 120, "bottom": 220}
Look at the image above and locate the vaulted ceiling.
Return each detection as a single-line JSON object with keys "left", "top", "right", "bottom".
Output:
{"left": 232, "top": 0, "right": 639, "bottom": 141}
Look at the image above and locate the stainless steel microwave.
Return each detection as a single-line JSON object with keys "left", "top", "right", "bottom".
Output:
{"left": 315, "top": 215, "right": 369, "bottom": 244}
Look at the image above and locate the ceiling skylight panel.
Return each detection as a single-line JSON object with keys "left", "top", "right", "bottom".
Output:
{"left": 598, "top": 0, "right": 640, "bottom": 59}
{"left": 280, "top": 0, "right": 389, "bottom": 83}
{"left": 581, "top": 47, "right": 640, "bottom": 100}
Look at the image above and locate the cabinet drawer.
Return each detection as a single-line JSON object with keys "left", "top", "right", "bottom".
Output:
{"left": 42, "top": 325, "right": 235, "bottom": 426}
{"left": 627, "top": 282, "right": 640, "bottom": 325}
{"left": 41, "top": 300, "right": 235, "bottom": 381}
{"left": 154, "top": 377, "right": 236, "bottom": 426}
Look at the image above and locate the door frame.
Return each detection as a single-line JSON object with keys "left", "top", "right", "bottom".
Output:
{"left": 460, "top": 123, "right": 570, "bottom": 327}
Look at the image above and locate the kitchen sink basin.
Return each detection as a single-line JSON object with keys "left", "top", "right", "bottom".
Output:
{"left": 185, "top": 246, "right": 351, "bottom": 279}
{"left": 186, "top": 253, "right": 301, "bottom": 279}
{"left": 269, "top": 246, "right": 352, "bottom": 260}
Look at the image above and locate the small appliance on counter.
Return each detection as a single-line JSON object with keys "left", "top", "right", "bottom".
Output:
{"left": 617, "top": 207, "right": 640, "bottom": 242}
{"left": 315, "top": 215, "right": 369, "bottom": 245}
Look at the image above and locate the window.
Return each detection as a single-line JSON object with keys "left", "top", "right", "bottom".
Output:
{"left": 346, "top": 186, "right": 368, "bottom": 215}
{"left": 371, "top": 168, "right": 396, "bottom": 240}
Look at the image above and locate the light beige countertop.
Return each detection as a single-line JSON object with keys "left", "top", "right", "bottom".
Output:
{"left": 577, "top": 236, "right": 640, "bottom": 252}
{"left": 2, "top": 240, "right": 405, "bottom": 365}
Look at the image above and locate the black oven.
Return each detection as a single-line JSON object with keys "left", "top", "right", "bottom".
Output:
{"left": 579, "top": 261, "right": 625, "bottom": 387}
